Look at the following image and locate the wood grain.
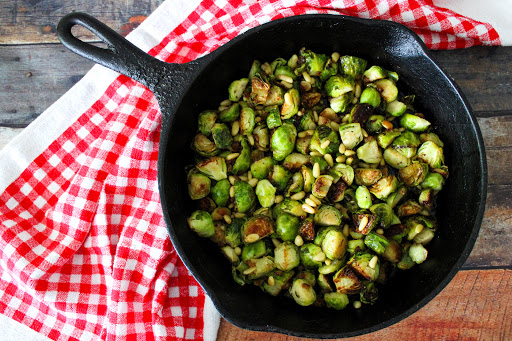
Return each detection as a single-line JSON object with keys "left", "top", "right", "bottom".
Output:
{"left": 216, "top": 269, "right": 512, "bottom": 341}
{"left": 0, "top": 0, "right": 165, "bottom": 44}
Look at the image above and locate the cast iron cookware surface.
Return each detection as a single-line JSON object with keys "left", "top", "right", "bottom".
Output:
{"left": 57, "top": 13, "right": 486, "bottom": 338}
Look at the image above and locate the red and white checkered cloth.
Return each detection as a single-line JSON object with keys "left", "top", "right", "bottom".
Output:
{"left": 0, "top": 1, "right": 505, "bottom": 340}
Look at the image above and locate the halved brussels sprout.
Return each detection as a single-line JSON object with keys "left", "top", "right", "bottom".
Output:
{"left": 281, "top": 89, "right": 300, "bottom": 119}
{"left": 360, "top": 281, "right": 379, "bottom": 305}
{"left": 383, "top": 148, "right": 411, "bottom": 169}
{"left": 329, "top": 92, "right": 354, "bottom": 113}
{"left": 262, "top": 270, "right": 295, "bottom": 296}
{"left": 311, "top": 156, "right": 329, "bottom": 171}
{"left": 280, "top": 198, "right": 307, "bottom": 218}
{"left": 197, "top": 110, "right": 217, "bottom": 136}
{"left": 340, "top": 55, "right": 367, "bottom": 78}
{"left": 301, "top": 91, "right": 322, "bottom": 109}
{"left": 420, "top": 172, "right": 445, "bottom": 191}
{"left": 219, "top": 102, "right": 240, "bottom": 123}
{"left": 349, "top": 103, "right": 374, "bottom": 124}
{"left": 320, "top": 57, "right": 338, "bottom": 82}
{"left": 290, "top": 279, "right": 317, "bottom": 306}
{"left": 397, "top": 199, "right": 423, "bottom": 217}
{"left": 266, "top": 105, "right": 282, "bottom": 129}
{"left": 187, "top": 210, "right": 215, "bottom": 237}
{"left": 221, "top": 246, "right": 239, "bottom": 263}
{"left": 295, "top": 270, "right": 317, "bottom": 286}
{"left": 363, "top": 65, "right": 387, "bottom": 82}
{"left": 228, "top": 78, "right": 249, "bottom": 102}
{"left": 312, "top": 175, "right": 334, "bottom": 199}
{"left": 232, "top": 137, "right": 251, "bottom": 175}
{"left": 399, "top": 114, "right": 431, "bottom": 132}
{"left": 369, "top": 175, "right": 398, "bottom": 199}
{"left": 364, "top": 232, "right": 389, "bottom": 254}
{"left": 284, "top": 172, "right": 304, "bottom": 197}
{"left": 211, "top": 207, "right": 231, "bottom": 221}
{"left": 355, "top": 168, "right": 382, "bottom": 186}
{"left": 398, "top": 162, "right": 429, "bottom": 187}
{"left": 300, "top": 243, "right": 324, "bottom": 268}
{"left": 271, "top": 123, "right": 297, "bottom": 161}
{"left": 318, "top": 258, "right": 344, "bottom": 275}
{"left": 251, "top": 74, "right": 271, "bottom": 105}
{"left": 275, "top": 65, "right": 297, "bottom": 80}
{"left": 299, "top": 49, "right": 328, "bottom": 76}
{"left": 209, "top": 220, "right": 226, "bottom": 244}
{"left": 248, "top": 60, "right": 262, "bottom": 79}
{"left": 314, "top": 226, "right": 337, "bottom": 246}
{"left": 321, "top": 229, "right": 347, "bottom": 260}
{"left": 409, "top": 243, "right": 428, "bottom": 264}
{"left": 333, "top": 266, "right": 364, "bottom": 294}
{"left": 276, "top": 213, "right": 300, "bottom": 242}
{"left": 282, "top": 153, "right": 311, "bottom": 171}
{"left": 240, "top": 106, "right": 256, "bottom": 136}
{"left": 299, "top": 111, "right": 317, "bottom": 131}
{"left": 352, "top": 212, "right": 378, "bottom": 235}
{"left": 268, "top": 165, "right": 292, "bottom": 192}
{"left": 420, "top": 132, "right": 444, "bottom": 148}
{"left": 301, "top": 165, "right": 315, "bottom": 193}
{"left": 382, "top": 240, "right": 403, "bottom": 263}
{"left": 241, "top": 240, "right": 267, "bottom": 261}
{"left": 314, "top": 205, "right": 343, "bottom": 226}
{"left": 265, "top": 85, "right": 285, "bottom": 106}
{"left": 324, "top": 292, "right": 350, "bottom": 310}
{"left": 374, "top": 79, "right": 398, "bottom": 103}
{"left": 318, "top": 273, "right": 335, "bottom": 293}
{"left": 392, "top": 131, "right": 420, "bottom": 158}
{"left": 365, "top": 115, "right": 385, "bottom": 134}
{"left": 225, "top": 217, "right": 244, "bottom": 248}
{"left": 309, "top": 125, "right": 341, "bottom": 156}
{"left": 211, "top": 123, "right": 233, "bottom": 149}
{"left": 241, "top": 215, "right": 274, "bottom": 243}
{"left": 188, "top": 172, "right": 211, "bottom": 200}
{"left": 296, "top": 135, "right": 312, "bottom": 155}
{"left": 234, "top": 181, "right": 256, "bottom": 213}
{"left": 270, "top": 57, "right": 287, "bottom": 73}
{"left": 325, "top": 75, "right": 355, "bottom": 98}
{"left": 250, "top": 156, "right": 274, "bottom": 180}
{"left": 414, "top": 226, "right": 435, "bottom": 245}
{"left": 369, "top": 203, "right": 394, "bottom": 229}
{"left": 197, "top": 156, "right": 227, "bottom": 180}
{"left": 397, "top": 245, "right": 415, "bottom": 270}
{"left": 417, "top": 141, "right": 444, "bottom": 169}
{"left": 253, "top": 123, "right": 270, "bottom": 151}
{"left": 191, "top": 133, "right": 218, "bottom": 157}
{"left": 386, "top": 185, "right": 407, "bottom": 208}
{"left": 328, "top": 180, "right": 347, "bottom": 203}
{"left": 355, "top": 185, "right": 372, "bottom": 209}
{"left": 359, "top": 87, "right": 381, "bottom": 108}
{"left": 209, "top": 179, "right": 229, "bottom": 207}
{"left": 329, "top": 163, "right": 355, "bottom": 186}
{"left": 197, "top": 197, "right": 216, "bottom": 213}
{"left": 348, "top": 252, "right": 380, "bottom": 281}
{"left": 347, "top": 239, "right": 366, "bottom": 254}
{"left": 298, "top": 216, "right": 315, "bottom": 241}
{"left": 245, "top": 256, "right": 275, "bottom": 279}
{"left": 386, "top": 100, "right": 407, "bottom": 117}
{"left": 419, "top": 188, "right": 434, "bottom": 208}
{"left": 338, "top": 123, "right": 363, "bottom": 150}
{"left": 255, "top": 179, "right": 276, "bottom": 208}
{"left": 357, "top": 139, "right": 382, "bottom": 164}
{"left": 274, "top": 241, "right": 300, "bottom": 271}
{"left": 377, "top": 129, "right": 401, "bottom": 149}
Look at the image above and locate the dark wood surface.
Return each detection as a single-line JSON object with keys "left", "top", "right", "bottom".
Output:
{"left": 1, "top": 2, "right": 511, "bottom": 340}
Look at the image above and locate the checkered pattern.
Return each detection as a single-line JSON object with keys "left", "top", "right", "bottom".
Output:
{"left": 0, "top": 1, "right": 501, "bottom": 340}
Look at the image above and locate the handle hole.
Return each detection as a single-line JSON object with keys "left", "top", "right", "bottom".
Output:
{"left": 71, "top": 24, "right": 109, "bottom": 50}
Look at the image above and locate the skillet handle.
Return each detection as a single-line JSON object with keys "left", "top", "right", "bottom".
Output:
{"left": 57, "top": 12, "right": 166, "bottom": 89}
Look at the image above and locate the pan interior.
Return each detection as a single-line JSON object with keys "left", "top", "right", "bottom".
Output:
{"left": 159, "top": 16, "right": 485, "bottom": 337}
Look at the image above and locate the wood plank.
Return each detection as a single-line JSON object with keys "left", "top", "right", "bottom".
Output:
{"left": 0, "top": 0, "right": 165, "bottom": 44}
{"left": 216, "top": 269, "right": 512, "bottom": 341}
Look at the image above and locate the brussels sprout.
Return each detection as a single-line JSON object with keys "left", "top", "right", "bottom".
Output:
{"left": 420, "top": 172, "right": 445, "bottom": 191}
{"left": 431, "top": 165, "right": 449, "bottom": 179}
{"left": 359, "top": 87, "right": 381, "bottom": 108}
{"left": 347, "top": 239, "right": 366, "bottom": 254}
{"left": 382, "top": 240, "right": 403, "bottom": 263}
{"left": 333, "top": 266, "right": 363, "bottom": 294}
{"left": 210, "top": 220, "right": 227, "bottom": 245}
{"left": 270, "top": 57, "right": 287, "bottom": 73}
{"left": 355, "top": 168, "right": 382, "bottom": 186}
{"left": 318, "top": 273, "right": 335, "bottom": 293}
{"left": 251, "top": 74, "right": 271, "bottom": 105}
{"left": 322, "top": 229, "right": 347, "bottom": 260}
{"left": 197, "top": 197, "right": 216, "bottom": 213}
{"left": 255, "top": 179, "right": 276, "bottom": 208}
{"left": 188, "top": 172, "right": 211, "bottom": 200}
{"left": 420, "top": 132, "right": 444, "bottom": 148}
{"left": 377, "top": 129, "right": 401, "bottom": 149}
{"left": 250, "top": 156, "right": 274, "bottom": 180}
{"left": 352, "top": 212, "right": 378, "bottom": 235}
{"left": 374, "top": 79, "right": 398, "bottom": 103}
{"left": 299, "top": 111, "right": 317, "bottom": 131}
{"left": 187, "top": 210, "right": 215, "bottom": 237}
{"left": 397, "top": 245, "right": 415, "bottom": 270}
{"left": 234, "top": 181, "right": 256, "bottom": 213}
{"left": 276, "top": 213, "right": 300, "bottom": 241}
{"left": 253, "top": 124, "right": 270, "bottom": 151}
{"left": 211, "top": 207, "right": 231, "bottom": 221}
{"left": 338, "top": 123, "right": 363, "bottom": 150}
{"left": 383, "top": 148, "right": 411, "bottom": 169}
{"left": 290, "top": 279, "right": 317, "bottom": 306}
{"left": 419, "top": 188, "right": 434, "bottom": 208}
{"left": 209, "top": 179, "right": 230, "bottom": 207}
{"left": 262, "top": 270, "right": 295, "bottom": 296}
{"left": 284, "top": 172, "right": 304, "bottom": 197}
{"left": 274, "top": 241, "right": 300, "bottom": 271}
{"left": 301, "top": 166, "right": 315, "bottom": 193}
{"left": 314, "top": 205, "right": 343, "bottom": 226}
{"left": 363, "top": 65, "right": 387, "bottom": 82}
{"left": 318, "top": 258, "right": 344, "bottom": 275}
{"left": 340, "top": 55, "right": 367, "bottom": 78}
{"left": 328, "top": 180, "right": 347, "bottom": 203}
{"left": 324, "top": 292, "right": 350, "bottom": 310}
{"left": 197, "top": 156, "right": 227, "bottom": 180}
{"left": 239, "top": 106, "right": 256, "bottom": 136}
{"left": 299, "top": 49, "right": 328, "bottom": 76}
{"left": 280, "top": 198, "right": 307, "bottom": 218}
{"left": 360, "top": 281, "right": 378, "bottom": 305}
{"left": 295, "top": 270, "right": 317, "bottom": 286}
{"left": 232, "top": 138, "right": 251, "bottom": 175}
{"left": 398, "top": 162, "right": 429, "bottom": 187}
{"left": 300, "top": 243, "right": 324, "bottom": 268}
{"left": 311, "top": 156, "right": 329, "bottom": 171}
{"left": 309, "top": 125, "right": 341, "bottom": 156}
{"left": 219, "top": 102, "right": 240, "bottom": 123}
{"left": 397, "top": 200, "right": 423, "bottom": 217}
{"left": 241, "top": 240, "right": 267, "bottom": 261}
{"left": 386, "top": 100, "right": 407, "bottom": 116}
{"left": 399, "top": 114, "right": 431, "bottom": 132}
{"left": 314, "top": 226, "right": 337, "bottom": 246}
{"left": 241, "top": 215, "right": 274, "bottom": 243}
{"left": 369, "top": 175, "right": 398, "bottom": 199}
{"left": 329, "top": 163, "right": 355, "bottom": 186}
{"left": 414, "top": 226, "right": 436, "bottom": 245}
{"left": 349, "top": 103, "right": 374, "bottom": 124}
{"left": 248, "top": 60, "right": 262, "bottom": 79}
{"left": 392, "top": 131, "right": 420, "bottom": 158}
{"left": 245, "top": 256, "right": 275, "bottom": 279}
{"left": 265, "top": 85, "right": 285, "bottom": 106}
{"left": 386, "top": 186, "right": 407, "bottom": 209}
{"left": 312, "top": 175, "right": 334, "bottom": 199}
{"left": 269, "top": 165, "right": 292, "bottom": 191}
{"left": 228, "top": 78, "right": 249, "bottom": 102}
{"left": 385, "top": 223, "right": 408, "bottom": 243}
{"left": 357, "top": 139, "right": 382, "bottom": 164}
{"left": 364, "top": 232, "right": 389, "bottom": 255}
{"left": 275, "top": 65, "right": 297, "bottom": 80}
{"left": 325, "top": 75, "right": 355, "bottom": 98}
{"left": 197, "top": 110, "right": 217, "bottom": 136}
{"left": 365, "top": 115, "right": 385, "bottom": 134}
{"left": 369, "top": 203, "right": 393, "bottom": 229}
{"left": 253, "top": 207, "right": 272, "bottom": 218}
{"left": 409, "top": 243, "right": 428, "bottom": 264}
{"left": 191, "top": 133, "right": 218, "bottom": 157}
{"left": 265, "top": 105, "right": 282, "bottom": 129}
{"left": 211, "top": 123, "right": 233, "bottom": 149}
{"left": 298, "top": 216, "right": 316, "bottom": 241}
{"left": 404, "top": 215, "right": 437, "bottom": 241}
{"left": 225, "top": 218, "right": 244, "bottom": 248}
{"left": 320, "top": 58, "right": 338, "bottom": 82}
{"left": 271, "top": 123, "right": 297, "bottom": 161}
{"left": 221, "top": 246, "right": 239, "bottom": 263}
{"left": 417, "top": 141, "right": 444, "bottom": 169}
{"left": 282, "top": 153, "right": 310, "bottom": 171}
{"left": 296, "top": 135, "right": 312, "bottom": 155}
{"left": 281, "top": 89, "right": 300, "bottom": 119}
{"left": 355, "top": 186, "right": 372, "bottom": 209}
{"left": 329, "top": 92, "right": 354, "bottom": 113}
{"left": 348, "top": 252, "right": 380, "bottom": 281}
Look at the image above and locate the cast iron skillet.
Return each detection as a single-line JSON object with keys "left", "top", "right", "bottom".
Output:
{"left": 57, "top": 12, "right": 487, "bottom": 338}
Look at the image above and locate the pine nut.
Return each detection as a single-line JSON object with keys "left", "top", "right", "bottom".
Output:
{"left": 345, "top": 150, "right": 356, "bottom": 157}
{"left": 247, "top": 171, "right": 252, "bottom": 180}
{"left": 343, "top": 224, "right": 349, "bottom": 237}
{"left": 369, "top": 255, "right": 378, "bottom": 269}
{"left": 261, "top": 62, "right": 272, "bottom": 75}
{"left": 228, "top": 203, "right": 234, "bottom": 209}
{"left": 248, "top": 178, "right": 259, "bottom": 187}
{"left": 220, "top": 99, "right": 232, "bottom": 107}
{"left": 353, "top": 301, "right": 362, "bottom": 309}
{"left": 226, "top": 152, "right": 240, "bottom": 161}
{"left": 223, "top": 215, "right": 232, "bottom": 224}
{"left": 355, "top": 83, "right": 362, "bottom": 98}
{"left": 234, "top": 247, "right": 242, "bottom": 255}
{"left": 415, "top": 224, "right": 424, "bottom": 234}
{"left": 382, "top": 120, "right": 393, "bottom": 130}
{"left": 306, "top": 129, "right": 315, "bottom": 136}
{"left": 229, "top": 186, "right": 235, "bottom": 197}
{"left": 281, "top": 81, "right": 293, "bottom": 89}
{"left": 234, "top": 212, "right": 245, "bottom": 218}
{"left": 310, "top": 195, "right": 322, "bottom": 206}
{"left": 291, "top": 191, "right": 306, "bottom": 200}
{"left": 298, "top": 131, "right": 308, "bottom": 138}
{"left": 376, "top": 228, "right": 384, "bottom": 235}
{"left": 324, "top": 154, "right": 334, "bottom": 167}
{"left": 305, "top": 198, "right": 317, "bottom": 207}
{"left": 310, "top": 151, "right": 322, "bottom": 157}
{"left": 275, "top": 195, "right": 284, "bottom": 204}
{"left": 267, "top": 276, "right": 275, "bottom": 286}
{"left": 346, "top": 157, "right": 354, "bottom": 165}
{"left": 352, "top": 96, "right": 358, "bottom": 104}
{"left": 246, "top": 233, "right": 260, "bottom": 243}
{"left": 331, "top": 52, "right": 340, "bottom": 63}
{"left": 231, "top": 120, "right": 240, "bottom": 136}
{"left": 313, "top": 163, "right": 321, "bottom": 178}
{"left": 294, "top": 235, "right": 304, "bottom": 247}
{"left": 321, "top": 140, "right": 331, "bottom": 149}
{"left": 247, "top": 133, "right": 255, "bottom": 146}
{"left": 339, "top": 143, "right": 346, "bottom": 154}
{"left": 334, "top": 203, "right": 344, "bottom": 210}
{"left": 302, "top": 203, "right": 316, "bottom": 214}
{"left": 342, "top": 114, "right": 350, "bottom": 123}
{"left": 243, "top": 267, "right": 256, "bottom": 275}
{"left": 312, "top": 252, "right": 326, "bottom": 262}
{"left": 272, "top": 238, "right": 281, "bottom": 247}
{"left": 358, "top": 216, "right": 369, "bottom": 231}
{"left": 288, "top": 54, "right": 298, "bottom": 69}
{"left": 330, "top": 121, "right": 340, "bottom": 131}
{"left": 255, "top": 116, "right": 262, "bottom": 123}
{"left": 336, "top": 155, "right": 346, "bottom": 163}
{"left": 313, "top": 111, "right": 319, "bottom": 123}
{"left": 362, "top": 129, "right": 369, "bottom": 138}
{"left": 325, "top": 259, "right": 332, "bottom": 266}
{"left": 229, "top": 175, "right": 237, "bottom": 185}
{"left": 302, "top": 71, "right": 312, "bottom": 83}
{"left": 278, "top": 74, "right": 294, "bottom": 83}
{"left": 239, "top": 175, "right": 248, "bottom": 181}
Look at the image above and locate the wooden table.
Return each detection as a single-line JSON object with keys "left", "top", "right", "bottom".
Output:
{"left": 1, "top": 2, "right": 511, "bottom": 340}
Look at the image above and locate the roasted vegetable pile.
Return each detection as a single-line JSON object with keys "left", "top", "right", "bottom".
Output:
{"left": 186, "top": 48, "right": 448, "bottom": 310}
